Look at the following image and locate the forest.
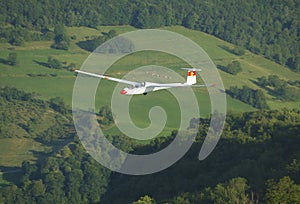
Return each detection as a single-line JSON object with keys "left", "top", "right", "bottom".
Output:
{"left": 0, "top": 0, "right": 299, "bottom": 71}
{"left": 0, "top": 88, "right": 300, "bottom": 203}
{"left": 0, "top": 0, "right": 300, "bottom": 203}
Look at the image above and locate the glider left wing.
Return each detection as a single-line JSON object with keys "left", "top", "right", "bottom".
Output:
{"left": 75, "top": 70, "right": 141, "bottom": 86}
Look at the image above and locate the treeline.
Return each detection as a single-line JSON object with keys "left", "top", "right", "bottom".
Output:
{"left": 227, "top": 86, "right": 269, "bottom": 109}
{"left": 1, "top": 88, "right": 300, "bottom": 203}
{"left": 0, "top": 143, "right": 111, "bottom": 203}
{"left": 257, "top": 75, "right": 300, "bottom": 101}
{"left": 0, "top": 0, "right": 299, "bottom": 71}
{"left": 103, "top": 109, "right": 300, "bottom": 203}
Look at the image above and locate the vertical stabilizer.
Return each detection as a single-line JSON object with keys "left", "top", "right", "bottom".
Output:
{"left": 186, "top": 70, "right": 197, "bottom": 85}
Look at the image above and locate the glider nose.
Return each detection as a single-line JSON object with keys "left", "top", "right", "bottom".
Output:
{"left": 120, "top": 89, "right": 127, "bottom": 95}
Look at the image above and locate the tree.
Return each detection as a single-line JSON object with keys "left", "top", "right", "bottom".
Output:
{"left": 132, "top": 8, "right": 151, "bottom": 28}
{"left": 0, "top": 0, "right": 298, "bottom": 71}
{"left": 66, "top": 63, "right": 76, "bottom": 71}
{"left": 98, "top": 105, "right": 113, "bottom": 125}
{"left": 30, "top": 180, "right": 45, "bottom": 197}
{"left": 182, "top": 12, "right": 198, "bottom": 29}
{"left": 233, "top": 46, "right": 245, "bottom": 56}
{"left": 290, "top": 56, "right": 300, "bottom": 72}
{"left": 257, "top": 76, "right": 269, "bottom": 87}
{"left": 254, "top": 89, "right": 269, "bottom": 109}
{"left": 226, "top": 61, "right": 242, "bottom": 75}
{"left": 277, "top": 87, "right": 300, "bottom": 101}
{"left": 268, "top": 75, "right": 286, "bottom": 89}
{"left": 210, "top": 177, "right": 250, "bottom": 204}
{"left": 6, "top": 52, "right": 18, "bottom": 66}
{"left": 47, "top": 56, "right": 63, "bottom": 69}
{"left": 9, "top": 36, "right": 25, "bottom": 46}
{"left": 227, "top": 86, "right": 269, "bottom": 109}
{"left": 265, "top": 176, "right": 300, "bottom": 204}
{"left": 51, "top": 24, "right": 70, "bottom": 50}
{"left": 132, "top": 195, "right": 156, "bottom": 204}
{"left": 49, "top": 97, "right": 68, "bottom": 114}
{"left": 107, "top": 29, "right": 117, "bottom": 38}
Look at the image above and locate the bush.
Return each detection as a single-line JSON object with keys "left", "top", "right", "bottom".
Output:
{"left": 98, "top": 105, "right": 113, "bottom": 125}
{"left": 226, "top": 61, "right": 242, "bottom": 75}
{"left": 219, "top": 61, "right": 242, "bottom": 75}
{"left": 6, "top": 52, "right": 18, "bottom": 66}
{"left": 51, "top": 24, "right": 70, "bottom": 50}
{"left": 9, "top": 36, "right": 24, "bottom": 46}
{"left": 47, "top": 57, "right": 63, "bottom": 69}
{"left": 233, "top": 46, "right": 245, "bottom": 56}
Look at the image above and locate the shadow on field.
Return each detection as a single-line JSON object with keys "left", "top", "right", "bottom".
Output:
{"left": 0, "top": 138, "right": 74, "bottom": 187}
{"left": 76, "top": 40, "right": 96, "bottom": 52}
{"left": 33, "top": 60, "right": 49, "bottom": 68}
{"left": 249, "top": 79, "right": 279, "bottom": 98}
{"left": 216, "top": 64, "right": 227, "bottom": 72}
{"left": 0, "top": 166, "right": 22, "bottom": 187}
{"left": 218, "top": 45, "right": 236, "bottom": 55}
{"left": 0, "top": 58, "right": 8, "bottom": 65}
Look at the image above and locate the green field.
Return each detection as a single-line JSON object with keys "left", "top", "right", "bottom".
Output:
{"left": 0, "top": 26, "right": 299, "bottom": 131}
{"left": 1, "top": 25, "right": 299, "bottom": 134}
{"left": 0, "top": 138, "right": 50, "bottom": 167}
{"left": 0, "top": 25, "right": 299, "bottom": 186}
{"left": 0, "top": 25, "right": 299, "bottom": 108}
{"left": 0, "top": 137, "right": 73, "bottom": 186}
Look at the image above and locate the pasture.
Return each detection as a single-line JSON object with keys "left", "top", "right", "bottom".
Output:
{"left": 1, "top": 26, "right": 299, "bottom": 186}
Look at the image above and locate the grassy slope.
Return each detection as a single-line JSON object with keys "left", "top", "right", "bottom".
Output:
{"left": 0, "top": 25, "right": 298, "bottom": 109}
{"left": 0, "top": 138, "right": 50, "bottom": 167}
{"left": 0, "top": 25, "right": 299, "bottom": 173}
{"left": 0, "top": 25, "right": 298, "bottom": 133}
{"left": 164, "top": 26, "right": 300, "bottom": 109}
{"left": 0, "top": 25, "right": 299, "bottom": 187}
{"left": 0, "top": 25, "right": 299, "bottom": 131}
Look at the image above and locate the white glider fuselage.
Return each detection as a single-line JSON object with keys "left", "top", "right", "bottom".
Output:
{"left": 120, "top": 82, "right": 187, "bottom": 95}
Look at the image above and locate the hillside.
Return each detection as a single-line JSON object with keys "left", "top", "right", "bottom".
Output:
{"left": 0, "top": 0, "right": 299, "bottom": 71}
{"left": 0, "top": 0, "right": 299, "bottom": 203}
{"left": 0, "top": 87, "right": 74, "bottom": 185}
{"left": 0, "top": 24, "right": 300, "bottom": 203}
{"left": 0, "top": 89, "right": 299, "bottom": 203}
{"left": 0, "top": 25, "right": 299, "bottom": 111}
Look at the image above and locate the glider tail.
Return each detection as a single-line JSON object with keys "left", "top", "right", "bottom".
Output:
{"left": 182, "top": 68, "right": 201, "bottom": 85}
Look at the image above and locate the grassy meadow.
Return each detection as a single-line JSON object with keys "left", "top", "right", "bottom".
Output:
{"left": 0, "top": 25, "right": 299, "bottom": 173}
{"left": 0, "top": 25, "right": 298, "bottom": 108}
{"left": 0, "top": 25, "right": 299, "bottom": 134}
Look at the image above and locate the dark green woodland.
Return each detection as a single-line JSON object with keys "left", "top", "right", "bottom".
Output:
{"left": 0, "top": 0, "right": 300, "bottom": 203}
{"left": 0, "top": 0, "right": 299, "bottom": 71}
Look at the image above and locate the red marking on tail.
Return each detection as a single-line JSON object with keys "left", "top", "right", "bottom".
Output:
{"left": 188, "top": 71, "right": 196, "bottom": 76}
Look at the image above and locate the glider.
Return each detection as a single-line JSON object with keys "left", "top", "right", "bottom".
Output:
{"left": 75, "top": 68, "right": 215, "bottom": 95}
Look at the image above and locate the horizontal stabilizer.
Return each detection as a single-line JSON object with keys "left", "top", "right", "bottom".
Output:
{"left": 192, "top": 83, "right": 216, "bottom": 87}
{"left": 181, "top": 68, "right": 202, "bottom": 71}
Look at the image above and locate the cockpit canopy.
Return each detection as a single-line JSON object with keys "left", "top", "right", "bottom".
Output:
{"left": 128, "top": 82, "right": 146, "bottom": 89}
